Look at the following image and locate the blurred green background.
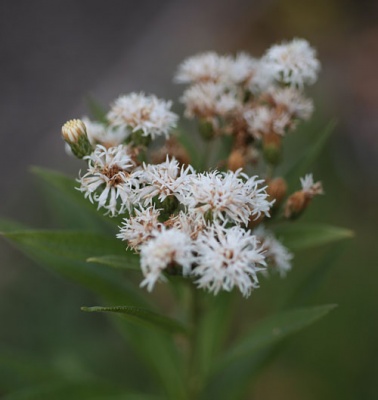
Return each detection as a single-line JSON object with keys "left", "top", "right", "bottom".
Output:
{"left": 1, "top": 0, "right": 377, "bottom": 398}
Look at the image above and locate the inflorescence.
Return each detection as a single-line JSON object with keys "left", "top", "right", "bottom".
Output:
{"left": 62, "top": 38, "right": 323, "bottom": 297}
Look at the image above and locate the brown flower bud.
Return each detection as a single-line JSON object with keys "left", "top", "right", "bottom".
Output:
{"left": 227, "top": 149, "right": 246, "bottom": 171}
{"left": 284, "top": 190, "right": 311, "bottom": 219}
{"left": 267, "top": 177, "right": 287, "bottom": 207}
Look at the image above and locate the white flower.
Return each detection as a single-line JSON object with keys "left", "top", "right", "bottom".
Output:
{"left": 263, "top": 38, "right": 320, "bottom": 88}
{"left": 107, "top": 93, "right": 178, "bottom": 140}
{"left": 78, "top": 145, "right": 137, "bottom": 216}
{"left": 193, "top": 223, "right": 266, "bottom": 297}
{"left": 167, "top": 211, "right": 206, "bottom": 240}
{"left": 185, "top": 170, "right": 272, "bottom": 224}
{"left": 244, "top": 106, "right": 273, "bottom": 138}
{"left": 174, "top": 52, "right": 232, "bottom": 84}
{"left": 229, "top": 52, "right": 258, "bottom": 85}
{"left": 117, "top": 206, "right": 163, "bottom": 250}
{"left": 254, "top": 226, "right": 293, "bottom": 276}
{"left": 82, "top": 117, "right": 129, "bottom": 147}
{"left": 244, "top": 105, "right": 291, "bottom": 137}
{"left": 136, "top": 157, "right": 195, "bottom": 206}
{"left": 140, "top": 228, "right": 195, "bottom": 291}
{"left": 180, "top": 82, "right": 241, "bottom": 119}
{"left": 268, "top": 88, "right": 313, "bottom": 120}
{"left": 300, "top": 174, "right": 324, "bottom": 197}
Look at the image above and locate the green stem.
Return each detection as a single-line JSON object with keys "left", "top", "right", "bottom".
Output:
{"left": 188, "top": 284, "right": 202, "bottom": 399}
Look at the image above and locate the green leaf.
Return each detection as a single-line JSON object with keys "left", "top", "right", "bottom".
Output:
{"left": 284, "top": 244, "right": 346, "bottom": 307}
{"left": 31, "top": 167, "right": 116, "bottom": 232}
{"left": 87, "top": 254, "right": 140, "bottom": 271}
{"left": 204, "top": 304, "right": 336, "bottom": 399}
{"left": 273, "top": 223, "right": 354, "bottom": 250}
{"left": 1, "top": 227, "right": 187, "bottom": 399}
{"left": 82, "top": 306, "right": 189, "bottom": 336}
{"left": 285, "top": 119, "right": 337, "bottom": 186}
{"left": 0, "top": 229, "right": 146, "bottom": 306}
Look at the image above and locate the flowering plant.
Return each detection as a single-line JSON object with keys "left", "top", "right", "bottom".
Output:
{"left": 1, "top": 38, "right": 352, "bottom": 399}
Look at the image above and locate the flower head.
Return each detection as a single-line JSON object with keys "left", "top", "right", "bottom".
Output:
{"left": 254, "top": 226, "right": 293, "bottom": 276}
{"left": 140, "top": 228, "right": 195, "bottom": 291}
{"left": 62, "top": 119, "right": 93, "bottom": 158}
{"left": 185, "top": 170, "right": 272, "bottom": 224}
{"left": 107, "top": 93, "right": 178, "bottom": 140}
{"left": 263, "top": 38, "right": 320, "bottom": 88}
{"left": 174, "top": 52, "right": 232, "bottom": 84}
{"left": 82, "top": 116, "right": 129, "bottom": 147}
{"left": 181, "top": 82, "right": 241, "bottom": 121}
{"left": 193, "top": 223, "right": 266, "bottom": 297}
{"left": 78, "top": 145, "right": 137, "bottom": 216}
{"left": 300, "top": 173, "right": 324, "bottom": 197}
{"left": 117, "top": 206, "right": 163, "bottom": 251}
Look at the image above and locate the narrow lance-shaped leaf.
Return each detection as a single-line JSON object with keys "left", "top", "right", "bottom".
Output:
{"left": 87, "top": 255, "right": 140, "bottom": 271}
{"left": 216, "top": 304, "right": 337, "bottom": 370}
{"left": 203, "top": 304, "right": 337, "bottom": 400}
{"left": 31, "top": 167, "right": 117, "bottom": 232}
{"left": 82, "top": 306, "right": 189, "bottom": 336}
{"left": 273, "top": 223, "right": 354, "bottom": 251}
{"left": 0, "top": 229, "right": 146, "bottom": 306}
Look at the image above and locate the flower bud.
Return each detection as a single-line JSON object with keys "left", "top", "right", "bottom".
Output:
{"left": 284, "top": 190, "right": 310, "bottom": 219}
{"left": 198, "top": 119, "right": 216, "bottom": 140}
{"left": 227, "top": 149, "right": 246, "bottom": 171}
{"left": 267, "top": 177, "right": 287, "bottom": 207}
{"left": 262, "top": 132, "right": 282, "bottom": 165}
{"left": 62, "top": 119, "right": 93, "bottom": 159}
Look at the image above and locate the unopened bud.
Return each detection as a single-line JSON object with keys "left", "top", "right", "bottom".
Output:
{"left": 248, "top": 213, "right": 265, "bottom": 229}
{"left": 263, "top": 132, "right": 282, "bottom": 165}
{"left": 198, "top": 119, "right": 216, "bottom": 140}
{"left": 62, "top": 119, "right": 93, "bottom": 159}
{"left": 267, "top": 177, "right": 287, "bottom": 207}
{"left": 284, "top": 190, "right": 310, "bottom": 219}
{"left": 228, "top": 149, "right": 246, "bottom": 171}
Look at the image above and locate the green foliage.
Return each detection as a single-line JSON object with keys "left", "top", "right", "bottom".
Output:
{"left": 87, "top": 255, "right": 140, "bottom": 270}
{"left": 204, "top": 304, "right": 337, "bottom": 399}
{"left": 81, "top": 306, "right": 189, "bottom": 336}
{"left": 273, "top": 223, "right": 354, "bottom": 250}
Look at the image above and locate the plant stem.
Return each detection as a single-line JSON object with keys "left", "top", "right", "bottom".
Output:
{"left": 188, "top": 284, "right": 202, "bottom": 399}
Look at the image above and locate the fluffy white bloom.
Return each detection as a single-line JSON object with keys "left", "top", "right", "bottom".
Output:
{"left": 254, "top": 226, "right": 293, "bottom": 276}
{"left": 185, "top": 170, "right": 272, "bottom": 224}
{"left": 117, "top": 206, "right": 163, "bottom": 250}
{"left": 140, "top": 228, "right": 195, "bottom": 291}
{"left": 268, "top": 88, "right": 313, "bottom": 120}
{"left": 229, "top": 52, "right": 258, "bottom": 85}
{"left": 193, "top": 223, "right": 266, "bottom": 297}
{"left": 136, "top": 157, "right": 195, "bottom": 206}
{"left": 181, "top": 82, "right": 241, "bottom": 119}
{"left": 244, "top": 106, "right": 273, "bottom": 137}
{"left": 263, "top": 38, "right": 320, "bottom": 88}
{"left": 300, "top": 174, "right": 324, "bottom": 197}
{"left": 107, "top": 93, "right": 178, "bottom": 140}
{"left": 244, "top": 105, "right": 291, "bottom": 136}
{"left": 82, "top": 117, "right": 129, "bottom": 147}
{"left": 78, "top": 145, "right": 137, "bottom": 216}
{"left": 174, "top": 52, "right": 232, "bottom": 84}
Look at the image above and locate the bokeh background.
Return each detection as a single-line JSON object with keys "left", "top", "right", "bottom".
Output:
{"left": 1, "top": 0, "right": 377, "bottom": 398}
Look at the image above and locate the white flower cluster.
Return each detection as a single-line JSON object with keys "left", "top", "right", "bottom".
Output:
{"left": 92, "top": 150, "right": 273, "bottom": 297}
{"left": 175, "top": 38, "right": 319, "bottom": 140}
